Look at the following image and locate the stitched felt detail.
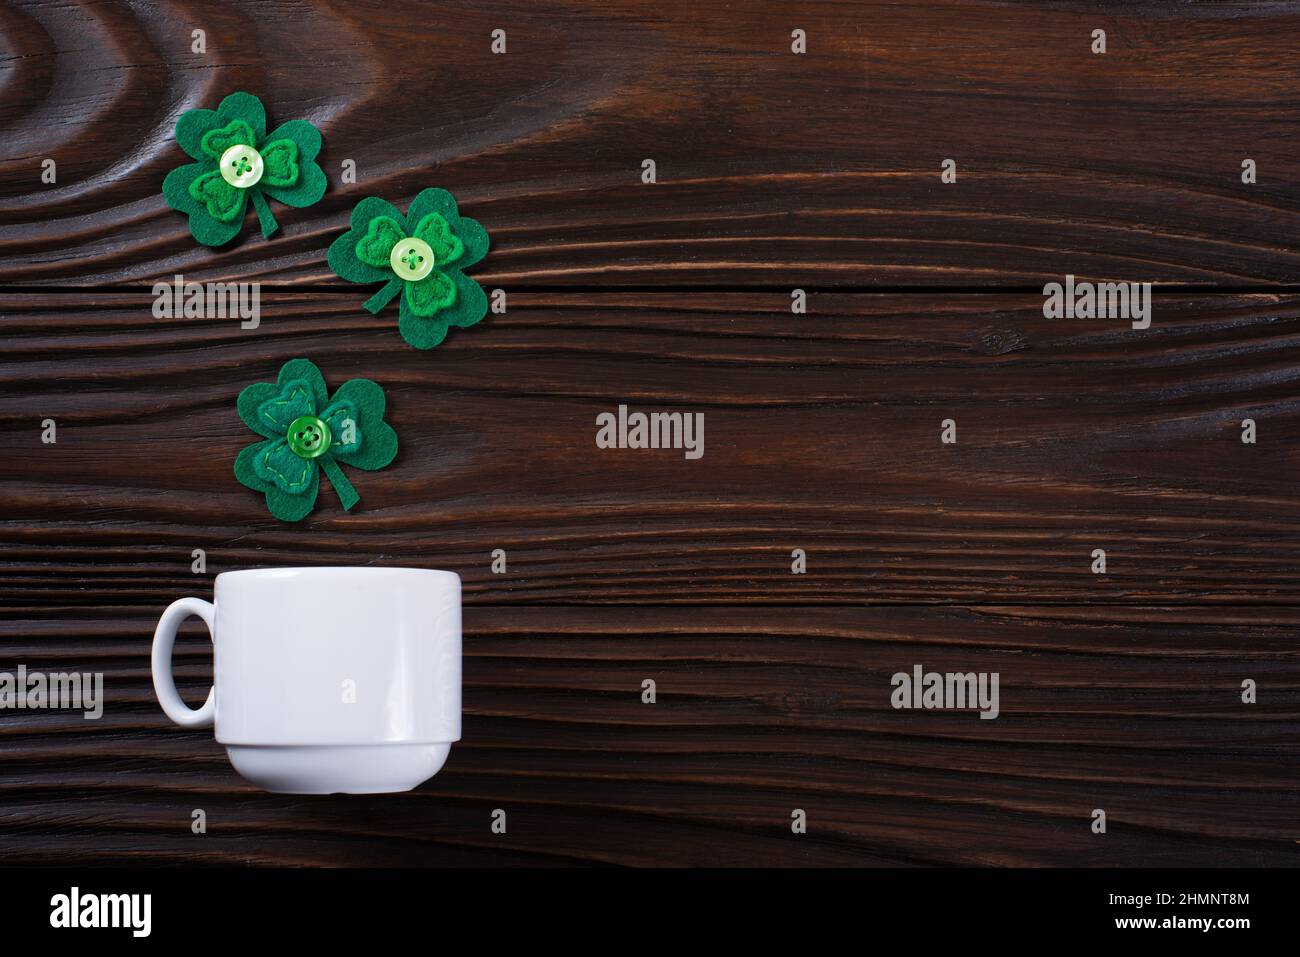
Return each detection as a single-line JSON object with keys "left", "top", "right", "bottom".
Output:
{"left": 188, "top": 170, "right": 246, "bottom": 222}
{"left": 163, "top": 92, "right": 325, "bottom": 246}
{"left": 356, "top": 216, "right": 406, "bottom": 267}
{"left": 234, "top": 359, "right": 398, "bottom": 522}
{"left": 252, "top": 438, "right": 315, "bottom": 494}
{"left": 406, "top": 271, "right": 458, "bottom": 317}
{"left": 200, "top": 119, "right": 257, "bottom": 159}
{"left": 412, "top": 213, "right": 465, "bottom": 266}
{"left": 320, "top": 399, "right": 363, "bottom": 456}
{"left": 260, "top": 139, "right": 300, "bottom": 188}
{"left": 398, "top": 270, "right": 488, "bottom": 350}
{"left": 327, "top": 188, "right": 490, "bottom": 350}
{"left": 255, "top": 377, "right": 316, "bottom": 433}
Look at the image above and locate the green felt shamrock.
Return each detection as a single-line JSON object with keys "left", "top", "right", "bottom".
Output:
{"left": 327, "top": 188, "right": 490, "bottom": 349}
{"left": 234, "top": 359, "right": 397, "bottom": 522}
{"left": 163, "top": 92, "right": 327, "bottom": 246}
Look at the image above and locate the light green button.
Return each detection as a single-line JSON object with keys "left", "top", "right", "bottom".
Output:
{"left": 390, "top": 238, "right": 435, "bottom": 281}
{"left": 287, "top": 415, "right": 331, "bottom": 459}
{"left": 219, "top": 144, "right": 264, "bottom": 189}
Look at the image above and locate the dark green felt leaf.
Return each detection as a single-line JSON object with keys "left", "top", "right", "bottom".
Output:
{"left": 404, "top": 270, "right": 457, "bottom": 317}
{"left": 265, "top": 119, "right": 322, "bottom": 163}
{"left": 254, "top": 377, "right": 317, "bottom": 434}
{"left": 405, "top": 188, "right": 460, "bottom": 228}
{"left": 215, "top": 91, "right": 267, "bottom": 142}
{"left": 237, "top": 359, "right": 329, "bottom": 439}
{"left": 265, "top": 467, "right": 320, "bottom": 523}
{"left": 276, "top": 358, "right": 330, "bottom": 410}
{"left": 440, "top": 270, "right": 488, "bottom": 329}
{"left": 200, "top": 119, "right": 257, "bottom": 160}
{"left": 406, "top": 188, "right": 489, "bottom": 270}
{"left": 235, "top": 440, "right": 318, "bottom": 522}
{"left": 396, "top": 308, "right": 451, "bottom": 350}
{"left": 326, "top": 197, "right": 409, "bottom": 283}
{"left": 450, "top": 215, "right": 490, "bottom": 270}
{"left": 327, "top": 233, "right": 392, "bottom": 284}
{"left": 396, "top": 271, "right": 488, "bottom": 349}
{"left": 259, "top": 120, "right": 324, "bottom": 206}
{"left": 349, "top": 196, "right": 407, "bottom": 232}
{"left": 236, "top": 383, "right": 284, "bottom": 439}
{"left": 163, "top": 163, "right": 246, "bottom": 247}
{"left": 260, "top": 138, "right": 299, "bottom": 187}
{"left": 175, "top": 108, "right": 223, "bottom": 162}
{"left": 412, "top": 213, "right": 465, "bottom": 266}
{"left": 262, "top": 160, "right": 326, "bottom": 209}
{"left": 188, "top": 170, "right": 246, "bottom": 222}
{"left": 319, "top": 398, "right": 362, "bottom": 456}
{"left": 325, "top": 379, "right": 397, "bottom": 470}
{"left": 161, "top": 163, "right": 205, "bottom": 217}
{"left": 356, "top": 216, "right": 406, "bottom": 267}
{"left": 251, "top": 439, "right": 316, "bottom": 495}
{"left": 234, "top": 441, "right": 276, "bottom": 494}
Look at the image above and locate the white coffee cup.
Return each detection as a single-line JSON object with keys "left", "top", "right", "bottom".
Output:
{"left": 151, "top": 567, "right": 461, "bottom": 794}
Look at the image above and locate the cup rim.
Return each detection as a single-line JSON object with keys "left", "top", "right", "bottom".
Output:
{"left": 214, "top": 566, "right": 460, "bottom": 584}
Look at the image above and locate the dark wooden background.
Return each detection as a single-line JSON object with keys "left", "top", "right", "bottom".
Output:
{"left": 2, "top": 0, "right": 1298, "bottom": 866}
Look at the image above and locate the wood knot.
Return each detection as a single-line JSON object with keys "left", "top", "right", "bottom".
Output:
{"left": 976, "top": 326, "right": 1028, "bottom": 355}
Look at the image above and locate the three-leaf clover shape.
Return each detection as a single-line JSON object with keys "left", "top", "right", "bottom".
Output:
{"left": 163, "top": 91, "right": 326, "bottom": 246}
{"left": 327, "top": 188, "right": 490, "bottom": 349}
{"left": 234, "top": 359, "right": 397, "bottom": 522}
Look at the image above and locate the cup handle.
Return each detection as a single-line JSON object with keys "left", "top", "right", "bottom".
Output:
{"left": 151, "top": 597, "right": 216, "bottom": 728}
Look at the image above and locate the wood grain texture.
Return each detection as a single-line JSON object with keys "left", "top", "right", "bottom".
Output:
{"left": 3, "top": 0, "right": 1299, "bottom": 869}
{"left": 3, "top": 0, "right": 1300, "bottom": 286}
{"left": 3, "top": 292, "right": 1300, "bottom": 605}
{"left": 0, "top": 605, "right": 1296, "bottom": 866}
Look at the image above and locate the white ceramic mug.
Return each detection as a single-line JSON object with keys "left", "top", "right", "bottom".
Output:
{"left": 151, "top": 567, "right": 461, "bottom": 794}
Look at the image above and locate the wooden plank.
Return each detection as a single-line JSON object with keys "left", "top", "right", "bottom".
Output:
{"left": 3, "top": 291, "right": 1300, "bottom": 604}
{"left": 3, "top": 0, "right": 1300, "bottom": 286}
{"left": 0, "top": 605, "right": 1295, "bottom": 866}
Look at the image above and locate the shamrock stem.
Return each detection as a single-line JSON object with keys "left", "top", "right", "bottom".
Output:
{"left": 251, "top": 191, "right": 279, "bottom": 238}
{"left": 363, "top": 277, "right": 403, "bottom": 315}
{"left": 319, "top": 456, "right": 360, "bottom": 511}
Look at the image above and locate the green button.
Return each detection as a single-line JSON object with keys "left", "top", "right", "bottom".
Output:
{"left": 220, "top": 144, "right": 264, "bottom": 189}
{"left": 390, "top": 238, "right": 435, "bottom": 281}
{"left": 286, "top": 415, "right": 331, "bottom": 459}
